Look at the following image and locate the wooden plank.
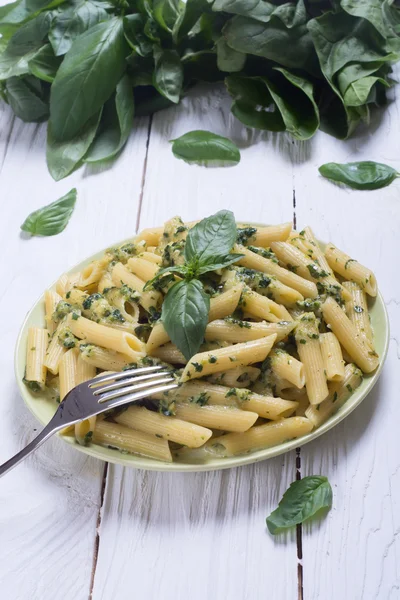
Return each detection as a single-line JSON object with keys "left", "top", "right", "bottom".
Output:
{"left": 0, "top": 100, "right": 150, "bottom": 599}
{"left": 293, "top": 79, "right": 400, "bottom": 599}
{"left": 92, "top": 85, "right": 299, "bottom": 600}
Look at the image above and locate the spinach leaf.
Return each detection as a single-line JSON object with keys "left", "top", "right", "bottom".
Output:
{"left": 184, "top": 209, "right": 238, "bottom": 265}
{"left": 48, "top": 0, "right": 109, "bottom": 56}
{"left": 172, "top": 0, "right": 209, "bottom": 42}
{"left": 343, "top": 75, "right": 389, "bottom": 107}
{"left": 49, "top": 17, "right": 128, "bottom": 140}
{"left": 319, "top": 161, "right": 400, "bottom": 190}
{"left": 28, "top": 43, "right": 61, "bottom": 81}
{"left": 0, "top": 12, "right": 52, "bottom": 80}
{"left": 5, "top": 74, "right": 49, "bottom": 120}
{"left": 223, "top": 15, "right": 318, "bottom": 74}
{"left": 162, "top": 279, "right": 210, "bottom": 360}
{"left": 123, "top": 14, "right": 153, "bottom": 57}
{"left": 153, "top": 0, "right": 179, "bottom": 32}
{"left": 46, "top": 109, "right": 101, "bottom": 180}
{"left": 21, "top": 187, "right": 77, "bottom": 236}
{"left": 266, "top": 476, "right": 332, "bottom": 534}
{"left": 216, "top": 37, "right": 246, "bottom": 72}
{"left": 171, "top": 130, "right": 240, "bottom": 165}
{"left": 153, "top": 48, "right": 183, "bottom": 104}
{"left": 84, "top": 75, "right": 134, "bottom": 163}
{"left": 341, "top": 0, "right": 400, "bottom": 40}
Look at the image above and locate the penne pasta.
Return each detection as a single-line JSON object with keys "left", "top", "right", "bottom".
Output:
{"left": 79, "top": 343, "right": 133, "bottom": 371}
{"left": 325, "top": 243, "right": 377, "bottom": 297}
{"left": 45, "top": 290, "right": 62, "bottom": 335}
{"left": 319, "top": 332, "right": 345, "bottom": 382}
{"left": 295, "top": 313, "right": 329, "bottom": 405}
{"left": 205, "top": 319, "right": 295, "bottom": 344}
{"left": 269, "top": 348, "right": 305, "bottom": 389}
{"left": 343, "top": 281, "right": 374, "bottom": 350}
{"left": 111, "top": 262, "right": 162, "bottom": 312}
{"left": 174, "top": 402, "right": 258, "bottom": 432}
{"left": 207, "top": 366, "right": 260, "bottom": 388}
{"left": 25, "top": 328, "right": 48, "bottom": 390}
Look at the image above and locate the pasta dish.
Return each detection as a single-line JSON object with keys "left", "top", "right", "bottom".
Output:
{"left": 23, "top": 213, "right": 379, "bottom": 463}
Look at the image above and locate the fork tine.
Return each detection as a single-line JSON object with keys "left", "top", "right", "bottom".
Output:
{"left": 88, "top": 365, "right": 163, "bottom": 388}
{"left": 93, "top": 370, "right": 172, "bottom": 396}
{"left": 101, "top": 382, "right": 179, "bottom": 411}
{"left": 97, "top": 376, "right": 176, "bottom": 403}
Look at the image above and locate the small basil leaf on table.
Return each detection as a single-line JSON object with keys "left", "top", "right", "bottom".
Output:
{"left": 184, "top": 209, "right": 238, "bottom": 265}
{"left": 171, "top": 130, "right": 240, "bottom": 166}
{"left": 162, "top": 279, "right": 210, "bottom": 360}
{"left": 49, "top": 17, "right": 128, "bottom": 141}
{"left": 319, "top": 161, "right": 400, "bottom": 190}
{"left": 153, "top": 48, "right": 183, "bottom": 104}
{"left": 46, "top": 110, "right": 102, "bottom": 181}
{"left": 4, "top": 75, "right": 49, "bottom": 121}
{"left": 28, "top": 43, "right": 62, "bottom": 82}
{"left": 266, "top": 476, "right": 333, "bottom": 534}
{"left": 21, "top": 188, "right": 77, "bottom": 236}
{"left": 84, "top": 75, "right": 134, "bottom": 163}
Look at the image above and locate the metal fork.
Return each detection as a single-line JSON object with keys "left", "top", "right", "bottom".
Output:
{"left": 0, "top": 366, "right": 178, "bottom": 477}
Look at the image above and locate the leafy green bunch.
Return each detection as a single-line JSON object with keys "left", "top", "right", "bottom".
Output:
{"left": 1, "top": 0, "right": 400, "bottom": 180}
{"left": 146, "top": 209, "right": 242, "bottom": 359}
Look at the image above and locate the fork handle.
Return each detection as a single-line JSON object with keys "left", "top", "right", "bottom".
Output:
{"left": 0, "top": 417, "right": 62, "bottom": 478}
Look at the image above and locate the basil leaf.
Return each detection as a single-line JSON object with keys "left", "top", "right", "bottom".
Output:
{"left": 213, "top": 0, "right": 306, "bottom": 26}
{"left": 196, "top": 253, "right": 244, "bottom": 275}
{"left": 153, "top": 48, "right": 183, "bottom": 104}
{"left": 49, "top": 17, "right": 128, "bottom": 141}
{"left": 153, "top": 0, "right": 179, "bottom": 32}
{"left": 143, "top": 265, "right": 187, "bottom": 291}
{"left": 162, "top": 279, "right": 210, "bottom": 360}
{"left": 84, "top": 75, "right": 134, "bottom": 163}
{"left": 21, "top": 188, "right": 77, "bottom": 236}
{"left": 172, "top": 0, "right": 209, "bottom": 43}
{"left": 28, "top": 43, "right": 61, "bottom": 82}
{"left": 266, "top": 476, "right": 332, "bottom": 534}
{"left": 0, "top": 12, "right": 52, "bottom": 80}
{"left": 223, "top": 15, "right": 318, "bottom": 75}
{"left": 184, "top": 209, "right": 237, "bottom": 265}
{"left": 319, "top": 161, "right": 399, "bottom": 190}
{"left": 123, "top": 14, "right": 153, "bottom": 57}
{"left": 216, "top": 37, "right": 246, "bottom": 72}
{"left": 5, "top": 75, "right": 49, "bottom": 121}
{"left": 343, "top": 75, "right": 389, "bottom": 107}
{"left": 48, "top": 0, "right": 110, "bottom": 57}
{"left": 171, "top": 130, "right": 240, "bottom": 166}
{"left": 46, "top": 110, "right": 101, "bottom": 180}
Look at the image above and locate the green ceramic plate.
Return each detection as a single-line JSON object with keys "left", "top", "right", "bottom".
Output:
{"left": 15, "top": 232, "right": 390, "bottom": 472}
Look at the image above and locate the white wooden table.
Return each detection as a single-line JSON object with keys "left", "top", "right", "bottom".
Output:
{"left": 1, "top": 77, "right": 399, "bottom": 600}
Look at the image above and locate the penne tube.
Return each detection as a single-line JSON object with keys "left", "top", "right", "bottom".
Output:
{"left": 257, "top": 278, "right": 303, "bottom": 307}
{"left": 209, "top": 417, "right": 313, "bottom": 456}
{"left": 146, "top": 322, "right": 171, "bottom": 354}
{"left": 138, "top": 251, "right": 162, "bottom": 265}
{"left": 56, "top": 272, "right": 81, "bottom": 297}
{"left": 321, "top": 297, "right": 379, "bottom": 373}
{"left": 235, "top": 244, "right": 318, "bottom": 298}
{"left": 98, "top": 271, "right": 113, "bottom": 293}
{"left": 271, "top": 241, "right": 326, "bottom": 282}
{"left": 115, "top": 406, "right": 212, "bottom": 448}
{"left": 45, "top": 290, "right": 62, "bottom": 335}
{"left": 93, "top": 420, "right": 172, "bottom": 462}
{"left": 25, "top": 327, "right": 48, "bottom": 390}
{"left": 154, "top": 381, "right": 297, "bottom": 420}
{"left": 68, "top": 315, "right": 145, "bottom": 360}
{"left": 207, "top": 365, "right": 260, "bottom": 388}
{"left": 343, "top": 281, "right": 374, "bottom": 349}
{"left": 250, "top": 222, "right": 292, "bottom": 246}
{"left": 306, "top": 363, "right": 363, "bottom": 427}
{"left": 127, "top": 257, "right": 159, "bottom": 282}
{"left": 319, "top": 332, "right": 345, "bottom": 382}
{"left": 135, "top": 226, "right": 164, "bottom": 246}
{"left": 242, "top": 289, "right": 291, "bottom": 323}
{"left": 174, "top": 402, "right": 258, "bottom": 432}
{"left": 79, "top": 343, "right": 132, "bottom": 371}
{"left": 325, "top": 243, "right": 377, "bottom": 297}
{"left": 269, "top": 349, "right": 305, "bottom": 389}
{"left": 77, "top": 258, "right": 110, "bottom": 290}
{"left": 295, "top": 313, "right": 329, "bottom": 405}
{"left": 44, "top": 321, "right": 67, "bottom": 375}
{"left": 59, "top": 348, "right": 78, "bottom": 400}
{"left": 181, "top": 335, "right": 277, "bottom": 382}
{"left": 205, "top": 319, "right": 295, "bottom": 344}
{"left": 152, "top": 343, "right": 186, "bottom": 364}
{"left": 111, "top": 262, "right": 161, "bottom": 312}
{"left": 74, "top": 355, "right": 97, "bottom": 445}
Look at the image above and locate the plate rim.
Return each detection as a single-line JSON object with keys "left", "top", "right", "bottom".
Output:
{"left": 14, "top": 227, "right": 390, "bottom": 472}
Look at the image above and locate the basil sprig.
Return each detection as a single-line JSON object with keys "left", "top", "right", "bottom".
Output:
{"left": 21, "top": 188, "right": 77, "bottom": 236}
{"left": 319, "top": 161, "right": 400, "bottom": 190}
{"left": 266, "top": 475, "right": 332, "bottom": 535}
{"left": 147, "top": 210, "right": 243, "bottom": 360}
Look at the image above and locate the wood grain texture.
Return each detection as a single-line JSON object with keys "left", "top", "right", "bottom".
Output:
{"left": 92, "top": 84, "right": 299, "bottom": 600}
{"left": 293, "top": 75, "right": 400, "bottom": 599}
{"left": 0, "top": 99, "right": 150, "bottom": 599}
